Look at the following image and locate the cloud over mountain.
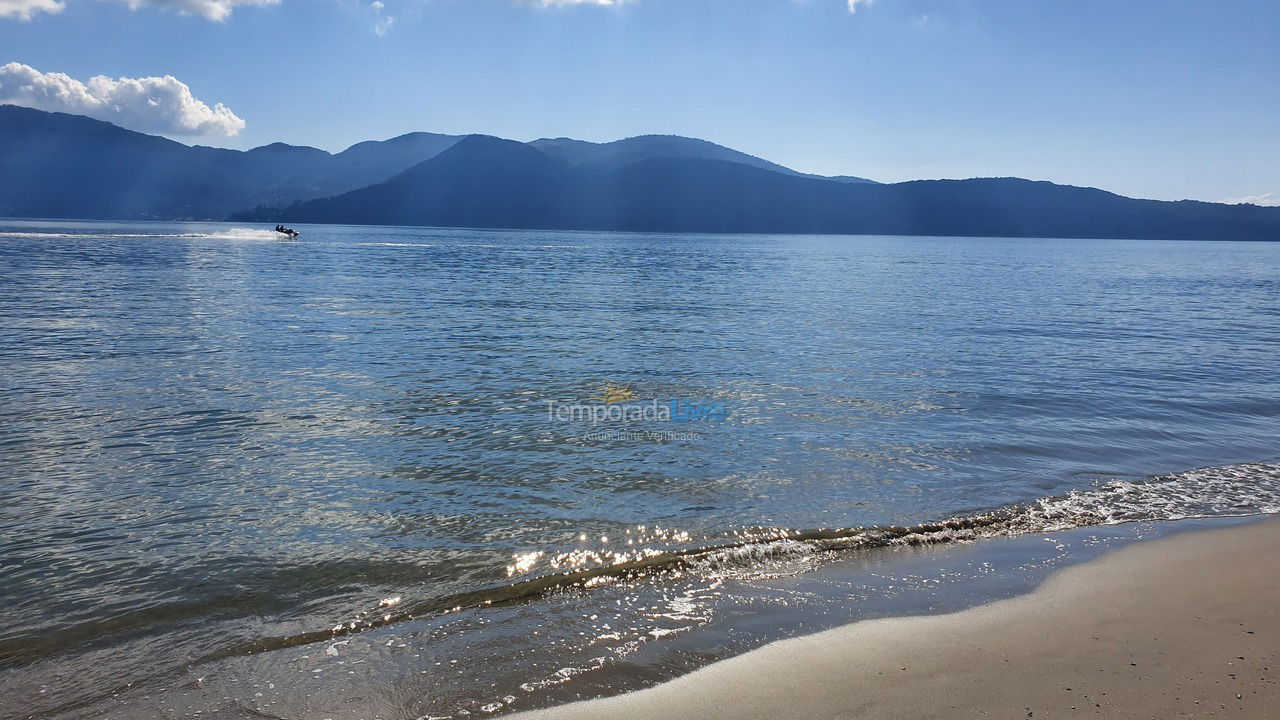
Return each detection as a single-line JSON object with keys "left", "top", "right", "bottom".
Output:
{"left": 0, "top": 61, "right": 245, "bottom": 136}
{"left": 1223, "top": 192, "right": 1280, "bottom": 207}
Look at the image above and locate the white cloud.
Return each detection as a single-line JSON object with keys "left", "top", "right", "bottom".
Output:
{"left": 0, "top": 0, "right": 64, "bottom": 20}
{"left": 534, "top": 0, "right": 631, "bottom": 6}
{"left": 0, "top": 62, "right": 245, "bottom": 136}
{"left": 1223, "top": 192, "right": 1280, "bottom": 207}
{"left": 371, "top": 0, "right": 394, "bottom": 36}
{"left": 847, "top": 0, "right": 872, "bottom": 13}
{"left": 0, "top": 0, "right": 277, "bottom": 22}
{"left": 119, "top": 0, "right": 278, "bottom": 22}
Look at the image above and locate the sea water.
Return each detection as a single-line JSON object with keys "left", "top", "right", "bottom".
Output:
{"left": 1, "top": 220, "right": 1278, "bottom": 718}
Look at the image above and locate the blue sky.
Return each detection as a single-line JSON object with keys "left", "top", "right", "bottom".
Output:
{"left": 2, "top": 0, "right": 1277, "bottom": 204}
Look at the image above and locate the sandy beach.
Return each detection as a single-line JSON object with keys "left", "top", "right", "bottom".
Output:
{"left": 519, "top": 519, "right": 1280, "bottom": 720}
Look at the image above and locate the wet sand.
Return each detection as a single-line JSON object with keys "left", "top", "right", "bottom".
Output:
{"left": 519, "top": 518, "right": 1280, "bottom": 719}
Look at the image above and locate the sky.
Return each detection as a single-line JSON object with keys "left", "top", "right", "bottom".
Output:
{"left": 1, "top": 0, "right": 1278, "bottom": 204}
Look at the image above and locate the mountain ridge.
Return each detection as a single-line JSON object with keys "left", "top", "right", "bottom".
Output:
{"left": 240, "top": 138, "right": 1280, "bottom": 241}
{"left": 0, "top": 105, "right": 470, "bottom": 219}
{"left": 527, "top": 134, "right": 878, "bottom": 184}
{"left": 1, "top": 105, "right": 875, "bottom": 221}
{"left": 3, "top": 104, "right": 1278, "bottom": 241}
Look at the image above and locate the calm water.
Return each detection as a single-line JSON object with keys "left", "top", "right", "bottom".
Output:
{"left": 2, "top": 221, "right": 1279, "bottom": 719}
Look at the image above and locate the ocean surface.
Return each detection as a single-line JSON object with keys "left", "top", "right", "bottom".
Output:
{"left": 2, "top": 220, "right": 1279, "bottom": 720}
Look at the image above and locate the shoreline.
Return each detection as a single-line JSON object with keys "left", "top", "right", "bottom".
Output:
{"left": 515, "top": 517, "right": 1280, "bottom": 719}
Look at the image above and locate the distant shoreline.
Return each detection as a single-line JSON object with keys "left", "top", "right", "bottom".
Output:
{"left": 520, "top": 517, "right": 1280, "bottom": 719}
{"left": 5, "top": 105, "right": 1278, "bottom": 242}
{"left": 3, "top": 216, "right": 1279, "bottom": 244}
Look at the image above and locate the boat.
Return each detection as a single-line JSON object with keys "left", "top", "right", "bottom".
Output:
{"left": 274, "top": 224, "right": 300, "bottom": 238}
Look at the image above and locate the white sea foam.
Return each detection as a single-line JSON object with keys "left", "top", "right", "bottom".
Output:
{"left": 818, "top": 462, "right": 1280, "bottom": 552}
{"left": 612, "top": 462, "right": 1280, "bottom": 580}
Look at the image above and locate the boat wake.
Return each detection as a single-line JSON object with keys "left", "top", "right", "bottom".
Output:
{"left": 0, "top": 228, "right": 285, "bottom": 241}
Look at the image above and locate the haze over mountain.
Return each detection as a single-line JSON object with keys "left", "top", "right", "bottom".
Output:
{"left": 0, "top": 105, "right": 465, "bottom": 220}
{"left": 237, "top": 135, "right": 1279, "bottom": 241}
{"left": 0, "top": 105, "right": 869, "bottom": 221}
{"left": 4, "top": 104, "right": 1278, "bottom": 241}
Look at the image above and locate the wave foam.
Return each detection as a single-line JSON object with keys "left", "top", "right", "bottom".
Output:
{"left": 203, "top": 462, "right": 1280, "bottom": 663}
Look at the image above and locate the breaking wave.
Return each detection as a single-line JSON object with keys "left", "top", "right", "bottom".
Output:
{"left": 218, "top": 461, "right": 1280, "bottom": 660}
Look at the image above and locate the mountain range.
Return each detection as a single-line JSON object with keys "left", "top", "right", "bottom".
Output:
{"left": 3, "top": 104, "right": 1277, "bottom": 241}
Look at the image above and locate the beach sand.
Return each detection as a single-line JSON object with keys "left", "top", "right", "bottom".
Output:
{"left": 517, "top": 518, "right": 1280, "bottom": 719}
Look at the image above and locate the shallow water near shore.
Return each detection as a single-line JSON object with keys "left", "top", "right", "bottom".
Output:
{"left": 1, "top": 220, "right": 1279, "bottom": 719}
